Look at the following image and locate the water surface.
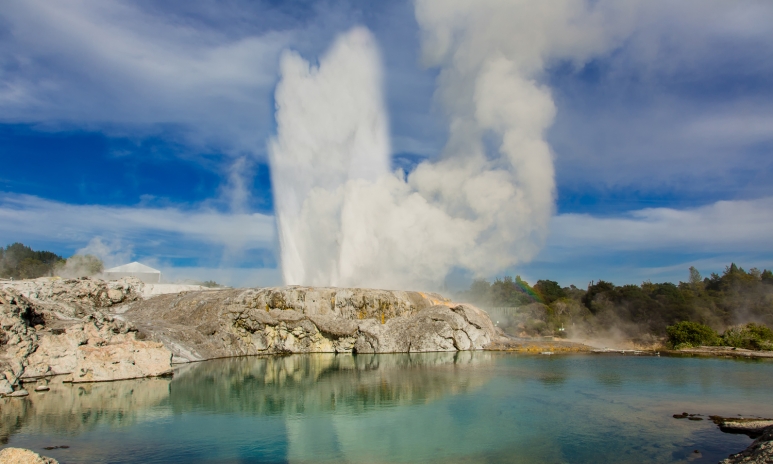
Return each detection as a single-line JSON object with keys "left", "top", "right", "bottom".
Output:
{"left": 2, "top": 352, "right": 771, "bottom": 463}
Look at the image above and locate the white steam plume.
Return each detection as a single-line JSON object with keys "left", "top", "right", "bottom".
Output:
{"left": 270, "top": 3, "right": 631, "bottom": 290}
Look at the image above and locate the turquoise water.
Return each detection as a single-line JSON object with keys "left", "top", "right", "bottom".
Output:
{"left": 1, "top": 352, "right": 772, "bottom": 463}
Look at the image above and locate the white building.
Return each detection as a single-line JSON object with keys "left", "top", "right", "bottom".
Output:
{"left": 103, "top": 262, "right": 161, "bottom": 283}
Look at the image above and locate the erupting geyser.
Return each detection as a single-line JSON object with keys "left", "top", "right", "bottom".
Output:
{"left": 270, "top": 1, "right": 621, "bottom": 290}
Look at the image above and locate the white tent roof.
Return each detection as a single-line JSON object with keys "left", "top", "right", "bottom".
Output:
{"left": 104, "top": 262, "right": 161, "bottom": 274}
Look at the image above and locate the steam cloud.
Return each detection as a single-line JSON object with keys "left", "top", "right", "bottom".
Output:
{"left": 270, "top": 1, "right": 630, "bottom": 290}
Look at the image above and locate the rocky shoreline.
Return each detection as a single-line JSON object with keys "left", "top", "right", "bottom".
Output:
{"left": 663, "top": 346, "right": 773, "bottom": 359}
{"left": 1, "top": 277, "right": 587, "bottom": 395}
{"left": 672, "top": 413, "right": 773, "bottom": 463}
{"left": 720, "top": 426, "right": 773, "bottom": 463}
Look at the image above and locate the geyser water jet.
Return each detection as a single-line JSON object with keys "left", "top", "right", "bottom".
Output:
{"left": 269, "top": 27, "right": 391, "bottom": 287}
{"left": 269, "top": 25, "right": 555, "bottom": 291}
{"left": 271, "top": 1, "right": 625, "bottom": 290}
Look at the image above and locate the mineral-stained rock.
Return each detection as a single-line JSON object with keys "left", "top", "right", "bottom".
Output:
{"left": 2, "top": 279, "right": 512, "bottom": 376}
{"left": 69, "top": 340, "right": 172, "bottom": 383}
{"left": 1, "top": 281, "right": 172, "bottom": 385}
{"left": 0, "top": 277, "right": 143, "bottom": 319}
{"left": 122, "top": 286, "right": 504, "bottom": 362}
{"left": 0, "top": 447, "right": 59, "bottom": 464}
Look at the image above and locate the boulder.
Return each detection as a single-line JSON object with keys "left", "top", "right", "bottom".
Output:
{"left": 0, "top": 448, "right": 58, "bottom": 464}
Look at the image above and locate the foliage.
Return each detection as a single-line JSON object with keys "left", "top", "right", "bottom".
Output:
{"left": 0, "top": 242, "right": 65, "bottom": 279}
{"left": 490, "top": 275, "right": 536, "bottom": 306}
{"left": 582, "top": 280, "right": 615, "bottom": 314}
{"left": 459, "top": 262, "right": 773, "bottom": 341}
{"left": 722, "top": 323, "right": 773, "bottom": 351}
{"left": 534, "top": 280, "right": 565, "bottom": 304}
{"left": 200, "top": 280, "right": 224, "bottom": 288}
{"left": 461, "top": 275, "right": 538, "bottom": 307}
{"left": 666, "top": 321, "right": 720, "bottom": 349}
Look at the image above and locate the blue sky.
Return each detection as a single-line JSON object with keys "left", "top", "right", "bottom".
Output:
{"left": 1, "top": 0, "right": 772, "bottom": 289}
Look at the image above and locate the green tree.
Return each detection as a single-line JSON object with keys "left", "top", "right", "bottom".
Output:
{"left": 689, "top": 266, "right": 702, "bottom": 288}
{"left": 534, "top": 280, "right": 566, "bottom": 304}
{"left": 666, "top": 321, "right": 720, "bottom": 349}
{"left": 582, "top": 280, "right": 615, "bottom": 313}
{"left": 0, "top": 242, "right": 64, "bottom": 279}
{"left": 722, "top": 323, "right": 773, "bottom": 351}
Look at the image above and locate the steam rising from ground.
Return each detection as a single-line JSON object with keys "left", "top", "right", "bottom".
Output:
{"left": 270, "top": 2, "right": 630, "bottom": 290}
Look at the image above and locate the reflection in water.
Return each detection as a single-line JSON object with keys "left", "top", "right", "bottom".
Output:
{"left": 0, "top": 377, "right": 171, "bottom": 444}
{"left": 169, "top": 351, "right": 493, "bottom": 417}
{"left": 1, "top": 353, "right": 772, "bottom": 463}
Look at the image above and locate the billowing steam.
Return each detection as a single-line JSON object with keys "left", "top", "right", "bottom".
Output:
{"left": 270, "top": 2, "right": 629, "bottom": 290}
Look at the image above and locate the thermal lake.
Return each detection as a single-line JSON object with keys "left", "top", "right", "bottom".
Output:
{"left": 2, "top": 353, "right": 771, "bottom": 463}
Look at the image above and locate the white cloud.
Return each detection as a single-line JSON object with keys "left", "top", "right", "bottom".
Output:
{"left": 0, "top": 0, "right": 292, "bottom": 155}
{"left": 0, "top": 193, "right": 275, "bottom": 258}
{"left": 549, "top": 197, "right": 773, "bottom": 255}
{"left": 549, "top": 0, "right": 773, "bottom": 195}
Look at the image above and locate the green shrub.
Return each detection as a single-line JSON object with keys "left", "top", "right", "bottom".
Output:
{"left": 666, "top": 321, "right": 720, "bottom": 349}
{"left": 722, "top": 323, "right": 773, "bottom": 351}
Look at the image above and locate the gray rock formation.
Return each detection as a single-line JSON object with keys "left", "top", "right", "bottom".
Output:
{"left": 1, "top": 277, "right": 143, "bottom": 319}
{"left": 720, "top": 426, "right": 773, "bottom": 464}
{"left": 122, "top": 286, "right": 500, "bottom": 362}
{"left": 0, "top": 279, "right": 171, "bottom": 390}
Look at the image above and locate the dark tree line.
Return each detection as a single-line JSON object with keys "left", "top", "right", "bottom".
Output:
{"left": 0, "top": 242, "right": 103, "bottom": 279}
{"left": 0, "top": 243, "right": 64, "bottom": 279}
{"left": 459, "top": 264, "right": 773, "bottom": 344}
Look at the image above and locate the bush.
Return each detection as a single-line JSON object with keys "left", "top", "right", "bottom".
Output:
{"left": 666, "top": 321, "right": 720, "bottom": 349}
{"left": 722, "top": 323, "right": 773, "bottom": 351}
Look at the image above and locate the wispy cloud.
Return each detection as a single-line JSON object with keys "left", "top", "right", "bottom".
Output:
{"left": 0, "top": 0, "right": 291, "bottom": 155}
{"left": 0, "top": 193, "right": 275, "bottom": 262}
{"left": 550, "top": 197, "right": 773, "bottom": 254}
{"left": 510, "top": 197, "right": 773, "bottom": 287}
{"left": 549, "top": 0, "right": 773, "bottom": 199}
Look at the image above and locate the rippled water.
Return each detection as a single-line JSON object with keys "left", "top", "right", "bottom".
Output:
{"left": 1, "top": 353, "right": 772, "bottom": 463}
